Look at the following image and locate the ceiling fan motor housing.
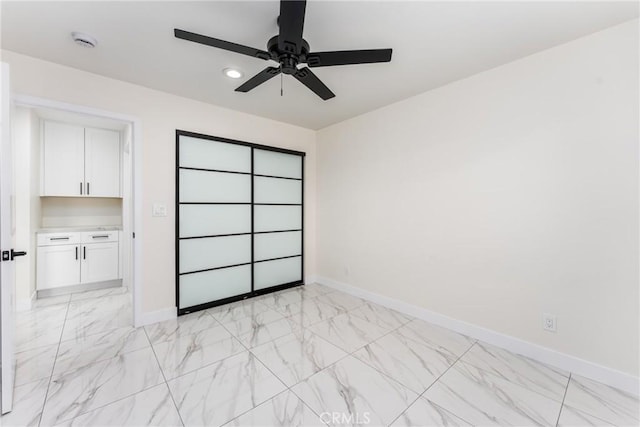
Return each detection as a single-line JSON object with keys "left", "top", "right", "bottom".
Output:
{"left": 174, "top": 0, "right": 392, "bottom": 100}
{"left": 267, "top": 35, "right": 309, "bottom": 74}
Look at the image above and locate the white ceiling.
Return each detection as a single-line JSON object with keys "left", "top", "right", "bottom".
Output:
{"left": 2, "top": 1, "right": 637, "bottom": 130}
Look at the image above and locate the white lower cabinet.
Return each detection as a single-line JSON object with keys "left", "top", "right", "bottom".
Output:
{"left": 37, "top": 230, "right": 120, "bottom": 290}
{"left": 80, "top": 242, "right": 119, "bottom": 284}
{"left": 36, "top": 245, "right": 81, "bottom": 290}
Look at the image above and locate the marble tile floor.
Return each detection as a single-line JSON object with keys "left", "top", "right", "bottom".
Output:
{"left": 1, "top": 282, "right": 638, "bottom": 427}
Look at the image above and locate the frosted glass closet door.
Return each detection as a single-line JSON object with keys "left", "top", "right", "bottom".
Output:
{"left": 253, "top": 149, "right": 303, "bottom": 290}
{"left": 178, "top": 135, "right": 252, "bottom": 309}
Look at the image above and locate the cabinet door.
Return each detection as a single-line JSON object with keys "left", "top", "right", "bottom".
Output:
{"left": 80, "top": 242, "right": 119, "bottom": 284}
{"left": 37, "top": 245, "right": 80, "bottom": 289}
{"left": 85, "top": 128, "right": 121, "bottom": 197}
{"left": 42, "top": 121, "right": 85, "bottom": 196}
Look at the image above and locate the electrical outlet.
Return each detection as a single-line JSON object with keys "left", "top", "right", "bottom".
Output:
{"left": 542, "top": 313, "right": 557, "bottom": 333}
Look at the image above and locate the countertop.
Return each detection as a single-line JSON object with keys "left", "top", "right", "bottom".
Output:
{"left": 37, "top": 226, "right": 122, "bottom": 234}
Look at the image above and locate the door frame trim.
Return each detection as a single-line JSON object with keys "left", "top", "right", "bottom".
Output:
{"left": 12, "top": 94, "right": 143, "bottom": 327}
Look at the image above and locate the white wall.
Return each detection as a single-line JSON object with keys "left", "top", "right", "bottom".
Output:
{"left": 12, "top": 106, "right": 40, "bottom": 308}
{"left": 317, "top": 20, "right": 639, "bottom": 376}
{"left": 2, "top": 50, "right": 317, "bottom": 315}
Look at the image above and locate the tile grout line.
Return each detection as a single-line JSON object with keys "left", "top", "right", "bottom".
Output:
{"left": 555, "top": 373, "right": 572, "bottom": 427}
{"left": 387, "top": 340, "right": 478, "bottom": 427}
{"left": 142, "top": 326, "right": 187, "bottom": 427}
{"left": 36, "top": 299, "right": 71, "bottom": 427}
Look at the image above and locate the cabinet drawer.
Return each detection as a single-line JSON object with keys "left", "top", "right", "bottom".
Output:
{"left": 81, "top": 230, "right": 119, "bottom": 243}
{"left": 37, "top": 232, "right": 81, "bottom": 246}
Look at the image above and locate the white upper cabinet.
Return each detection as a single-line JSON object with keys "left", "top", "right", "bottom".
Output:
{"left": 84, "top": 128, "right": 121, "bottom": 197}
{"left": 42, "top": 121, "right": 85, "bottom": 197}
{"left": 41, "top": 120, "right": 121, "bottom": 198}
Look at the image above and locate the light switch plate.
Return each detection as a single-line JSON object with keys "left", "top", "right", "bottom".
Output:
{"left": 152, "top": 203, "right": 167, "bottom": 217}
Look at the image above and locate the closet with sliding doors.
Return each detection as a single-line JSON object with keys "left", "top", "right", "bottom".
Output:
{"left": 175, "top": 130, "right": 304, "bottom": 315}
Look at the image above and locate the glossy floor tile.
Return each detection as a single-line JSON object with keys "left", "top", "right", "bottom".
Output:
{"left": 352, "top": 331, "right": 456, "bottom": 394}
{"left": 274, "top": 299, "right": 341, "bottom": 326}
{"left": 563, "top": 374, "right": 640, "bottom": 426}
{"left": 33, "top": 294, "right": 71, "bottom": 308}
{"left": 313, "top": 292, "right": 366, "bottom": 312}
{"left": 167, "top": 351, "right": 287, "bottom": 427}
{"left": 0, "top": 378, "right": 49, "bottom": 427}
{"left": 152, "top": 325, "right": 245, "bottom": 380}
{"left": 145, "top": 310, "right": 218, "bottom": 345}
{"left": 235, "top": 316, "right": 304, "bottom": 349}
{"left": 69, "top": 285, "right": 128, "bottom": 301}
{"left": 41, "top": 346, "right": 165, "bottom": 425}
{"left": 3, "top": 284, "right": 638, "bottom": 427}
{"left": 349, "top": 301, "right": 413, "bottom": 330}
{"left": 57, "top": 384, "right": 182, "bottom": 427}
{"left": 557, "top": 404, "right": 616, "bottom": 427}
{"left": 14, "top": 344, "right": 58, "bottom": 387}
{"left": 390, "top": 397, "right": 471, "bottom": 427}
{"left": 307, "top": 312, "right": 392, "bottom": 353}
{"left": 54, "top": 326, "right": 149, "bottom": 376}
{"left": 251, "top": 330, "right": 347, "bottom": 387}
{"left": 291, "top": 355, "right": 418, "bottom": 426}
{"left": 15, "top": 305, "right": 66, "bottom": 352}
{"left": 460, "top": 341, "right": 570, "bottom": 401}
{"left": 396, "top": 319, "right": 475, "bottom": 358}
{"left": 223, "top": 390, "right": 325, "bottom": 427}
{"left": 219, "top": 308, "right": 285, "bottom": 339}
{"left": 207, "top": 299, "right": 273, "bottom": 324}
{"left": 423, "top": 361, "right": 562, "bottom": 425}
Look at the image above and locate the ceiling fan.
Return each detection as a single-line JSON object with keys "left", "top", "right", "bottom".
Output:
{"left": 174, "top": 0, "right": 392, "bottom": 100}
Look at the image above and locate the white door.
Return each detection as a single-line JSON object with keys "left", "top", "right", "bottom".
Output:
{"left": 84, "top": 128, "right": 120, "bottom": 197}
{"left": 42, "top": 121, "right": 84, "bottom": 197}
{"left": 81, "top": 242, "right": 119, "bottom": 284}
{"left": 36, "top": 245, "right": 80, "bottom": 289}
{"left": 0, "top": 62, "right": 15, "bottom": 413}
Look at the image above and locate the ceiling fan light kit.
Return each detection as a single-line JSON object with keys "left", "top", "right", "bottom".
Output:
{"left": 174, "top": 0, "right": 392, "bottom": 100}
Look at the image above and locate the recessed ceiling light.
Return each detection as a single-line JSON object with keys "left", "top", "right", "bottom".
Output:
{"left": 71, "top": 32, "right": 97, "bottom": 48}
{"left": 223, "top": 68, "right": 243, "bottom": 79}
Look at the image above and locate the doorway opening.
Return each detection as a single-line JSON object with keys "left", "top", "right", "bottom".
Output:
{"left": 1, "top": 94, "right": 142, "bottom": 415}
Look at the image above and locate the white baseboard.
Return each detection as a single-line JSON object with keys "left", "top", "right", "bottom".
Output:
{"left": 16, "top": 291, "right": 36, "bottom": 312}
{"left": 136, "top": 307, "right": 176, "bottom": 327}
{"left": 316, "top": 276, "right": 640, "bottom": 397}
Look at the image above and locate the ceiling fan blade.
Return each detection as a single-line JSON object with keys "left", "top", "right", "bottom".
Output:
{"left": 306, "top": 49, "right": 392, "bottom": 67}
{"left": 293, "top": 67, "right": 335, "bottom": 100}
{"left": 235, "top": 67, "right": 281, "bottom": 93}
{"left": 174, "top": 28, "right": 270, "bottom": 60}
{"left": 278, "top": 0, "right": 306, "bottom": 54}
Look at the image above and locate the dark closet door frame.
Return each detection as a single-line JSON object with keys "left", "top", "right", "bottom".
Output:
{"left": 175, "top": 130, "right": 305, "bottom": 316}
